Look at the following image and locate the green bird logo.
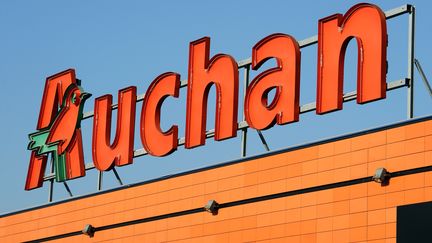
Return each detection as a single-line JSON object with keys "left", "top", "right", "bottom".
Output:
{"left": 27, "top": 83, "right": 91, "bottom": 182}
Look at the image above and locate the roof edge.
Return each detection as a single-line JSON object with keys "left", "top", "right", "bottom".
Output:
{"left": 2, "top": 114, "right": 432, "bottom": 218}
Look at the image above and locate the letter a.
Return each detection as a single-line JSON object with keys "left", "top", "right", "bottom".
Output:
{"left": 245, "top": 33, "right": 301, "bottom": 130}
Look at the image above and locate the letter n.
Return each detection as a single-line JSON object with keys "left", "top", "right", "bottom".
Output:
{"left": 25, "top": 69, "right": 85, "bottom": 190}
{"left": 316, "top": 3, "right": 387, "bottom": 114}
{"left": 185, "top": 37, "right": 239, "bottom": 148}
{"left": 92, "top": 87, "right": 136, "bottom": 171}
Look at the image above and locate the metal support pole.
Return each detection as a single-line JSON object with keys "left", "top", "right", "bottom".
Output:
{"left": 407, "top": 5, "right": 415, "bottom": 119}
{"left": 240, "top": 65, "right": 250, "bottom": 157}
{"left": 48, "top": 157, "right": 54, "bottom": 202}
{"left": 63, "top": 182, "right": 73, "bottom": 197}
{"left": 414, "top": 59, "right": 432, "bottom": 98}
{"left": 257, "top": 130, "right": 270, "bottom": 151}
{"left": 112, "top": 168, "right": 124, "bottom": 186}
{"left": 97, "top": 171, "right": 103, "bottom": 191}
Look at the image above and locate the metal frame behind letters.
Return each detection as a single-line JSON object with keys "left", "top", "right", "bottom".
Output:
{"left": 42, "top": 4, "right": 416, "bottom": 202}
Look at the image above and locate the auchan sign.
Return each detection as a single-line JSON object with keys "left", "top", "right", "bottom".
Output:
{"left": 26, "top": 3, "right": 387, "bottom": 190}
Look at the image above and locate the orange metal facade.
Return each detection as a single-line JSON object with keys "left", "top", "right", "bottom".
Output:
{"left": 3, "top": 117, "right": 432, "bottom": 242}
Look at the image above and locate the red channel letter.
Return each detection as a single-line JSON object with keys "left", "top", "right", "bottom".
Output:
{"left": 185, "top": 37, "right": 239, "bottom": 148}
{"left": 141, "top": 72, "right": 180, "bottom": 156}
{"left": 316, "top": 3, "right": 387, "bottom": 114}
{"left": 25, "top": 69, "right": 85, "bottom": 190}
{"left": 92, "top": 86, "right": 136, "bottom": 171}
{"left": 245, "top": 33, "right": 301, "bottom": 130}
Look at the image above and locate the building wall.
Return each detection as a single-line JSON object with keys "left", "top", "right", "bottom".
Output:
{"left": 2, "top": 117, "right": 432, "bottom": 242}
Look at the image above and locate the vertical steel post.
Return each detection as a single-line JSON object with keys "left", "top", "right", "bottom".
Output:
{"left": 407, "top": 5, "right": 415, "bottom": 119}
{"left": 48, "top": 157, "right": 54, "bottom": 202}
{"left": 97, "top": 171, "right": 103, "bottom": 191}
{"left": 240, "top": 65, "right": 250, "bottom": 157}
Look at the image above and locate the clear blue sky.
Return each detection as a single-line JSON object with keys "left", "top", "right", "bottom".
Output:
{"left": 1, "top": 0, "right": 431, "bottom": 213}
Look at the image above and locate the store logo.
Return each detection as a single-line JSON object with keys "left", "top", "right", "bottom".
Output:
{"left": 28, "top": 82, "right": 90, "bottom": 183}
{"left": 26, "top": 70, "right": 91, "bottom": 189}
{"left": 26, "top": 3, "right": 387, "bottom": 190}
